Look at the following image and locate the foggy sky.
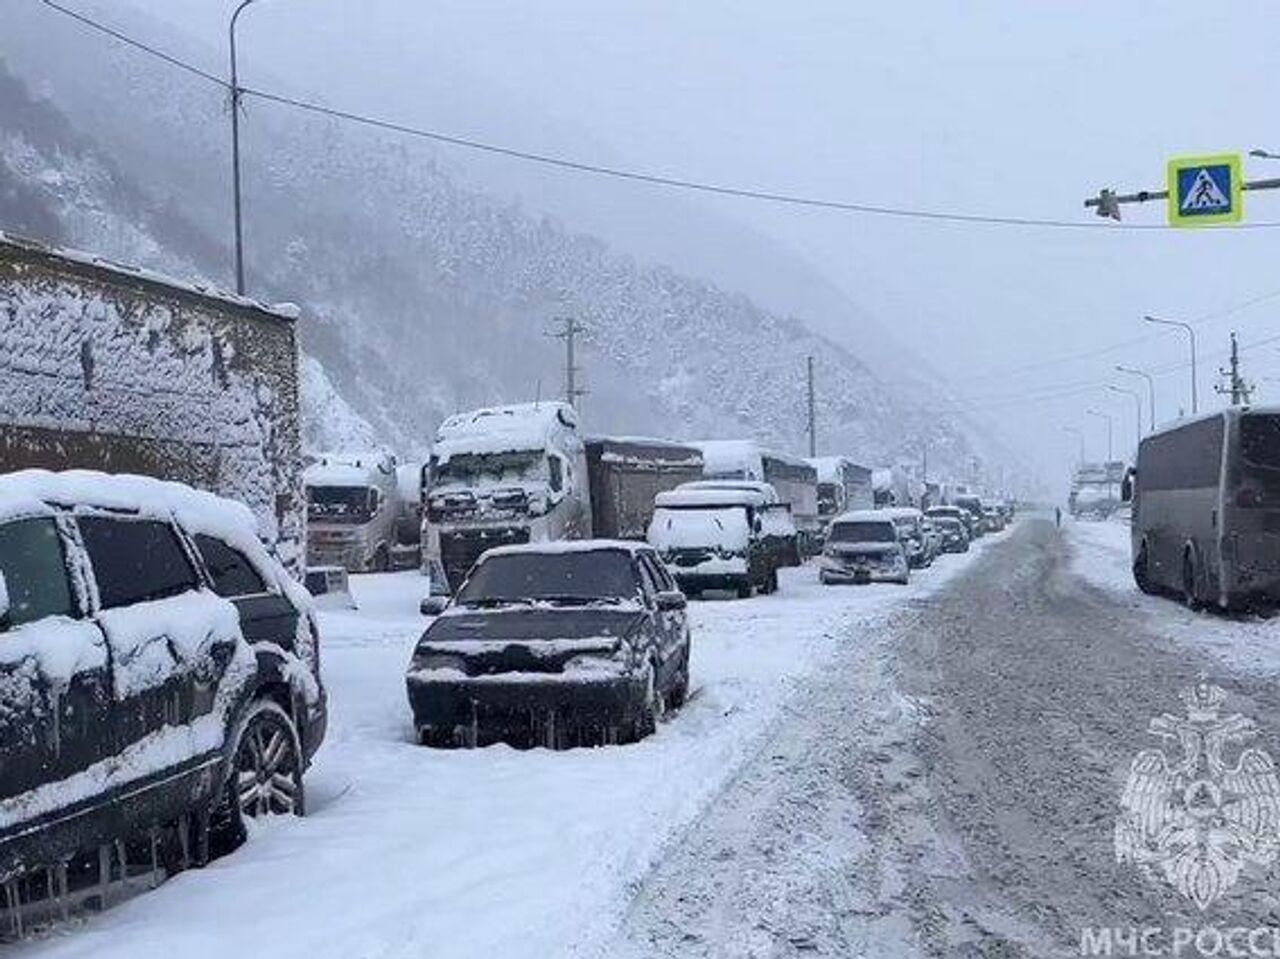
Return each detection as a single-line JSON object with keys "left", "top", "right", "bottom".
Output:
{"left": 120, "top": 0, "right": 1280, "bottom": 491}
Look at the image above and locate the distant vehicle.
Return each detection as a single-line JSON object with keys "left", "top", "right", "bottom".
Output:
{"left": 0, "top": 470, "right": 326, "bottom": 902}
{"left": 392, "top": 461, "right": 424, "bottom": 569}
{"left": 649, "top": 487, "right": 780, "bottom": 597}
{"left": 952, "top": 494, "right": 985, "bottom": 538}
{"left": 675, "top": 479, "right": 800, "bottom": 567}
{"left": 880, "top": 507, "right": 932, "bottom": 568}
{"left": 980, "top": 502, "right": 1006, "bottom": 533}
{"left": 696, "top": 441, "right": 820, "bottom": 555}
{"left": 1126, "top": 407, "right": 1280, "bottom": 609}
{"left": 807, "top": 456, "right": 874, "bottom": 526}
{"left": 819, "top": 512, "right": 910, "bottom": 585}
{"left": 1069, "top": 461, "right": 1125, "bottom": 520}
{"left": 406, "top": 541, "right": 689, "bottom": 748}
{"left": 921, "top": 517, "right": 944, "bottom": 560}
{"left": 305, "top": 451, "right": 402, "bottom": 573}
{"left": 422, "top": 405, "right": 701, "bottom": 593}
{"left": 930, "top": 515, "right": 970, "bottom": 553}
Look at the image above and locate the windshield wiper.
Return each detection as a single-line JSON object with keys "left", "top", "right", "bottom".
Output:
{"left": 537, "top": 595, "right": 623, "bottom": 607}
{"left": 458, "top": 597, "right": 533, "bottom": 609}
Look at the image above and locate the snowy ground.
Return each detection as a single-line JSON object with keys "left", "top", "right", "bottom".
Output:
{"left": 1067, "top": 515, "right": 1280, "bottom": 679}
{"left": 16, "top": 535, "right": 1003, "bottom": 959}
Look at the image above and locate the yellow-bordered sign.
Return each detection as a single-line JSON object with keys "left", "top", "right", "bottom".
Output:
{"left": 1167, "top": 154, "right": 1243, "bottom": 227}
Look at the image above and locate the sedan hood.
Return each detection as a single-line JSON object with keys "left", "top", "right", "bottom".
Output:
{"left": 423, "top": 606, "right": 644, "bottom": 645}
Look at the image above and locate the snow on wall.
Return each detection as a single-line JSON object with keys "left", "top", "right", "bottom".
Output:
{"left": 0, "top": 235, "right": 305, "bottom": 570}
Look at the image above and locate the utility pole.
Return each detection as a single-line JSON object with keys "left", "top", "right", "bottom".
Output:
{"left": 806, "top": 355, "right": 816, "bottom": 458}
{"left": 229, "top": 0, "right": 258, "bottom": 295}
{"left": 1216, "top": 331, "right": 1254, "bottom": 406}
{"left": 550, "top": 317, "right": 588, "bottom": 409}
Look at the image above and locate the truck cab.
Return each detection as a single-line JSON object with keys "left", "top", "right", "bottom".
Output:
{"left": 422, "top": 403, "right": 591, "bottom": 592}
{"left": 304, "top": 451, "right": 401, "bottom": 572}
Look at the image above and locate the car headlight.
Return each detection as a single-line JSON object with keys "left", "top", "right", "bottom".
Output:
{"left": 563, "top": 645, "right": 627, "bottom": 676}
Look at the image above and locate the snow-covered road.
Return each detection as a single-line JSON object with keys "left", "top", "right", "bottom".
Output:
{"left": 16, "top": 536, "right": 1002, "bottom": 959}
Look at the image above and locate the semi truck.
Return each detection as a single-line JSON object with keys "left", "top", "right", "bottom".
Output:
{"left": 420, "top": 403, "right": 703, "bottom": 592}
{"left": 0, "top": 230, "right": 305, "bottom": 568}
{"left": 807, "top": 455, "right": 874, "bottom": 523}
{"left": 304, "top": 450, "right": 402, "bottom": 572}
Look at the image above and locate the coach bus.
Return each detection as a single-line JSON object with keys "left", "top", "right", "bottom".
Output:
{"left": 1125, "top": 406, "right": 1280, "bottom": 609}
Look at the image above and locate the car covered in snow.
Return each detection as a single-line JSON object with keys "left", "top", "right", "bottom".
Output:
{"left": 673, "top": 479, "right": 800, "bottom": 567}
{"left": 928, "top": 514, "right": 970, "bottom": 553}
{"left": 0, "top": 470, "right": 326, "bottom": 896}
{"left": 818, "top": 512, "right": 910, "bottom": 585}
{"left": 880, "top": 507, "right": 932, "bottom": 568}
{"left": 648, "top": 487, "right": 780, "bottom": 597}
{"left": 406, "top": 541, "right": 689, "bottom": 748}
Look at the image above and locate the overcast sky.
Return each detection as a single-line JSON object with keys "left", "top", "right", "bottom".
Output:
{"left": 121, "top": 1, "right": 1280, "bottom": 490}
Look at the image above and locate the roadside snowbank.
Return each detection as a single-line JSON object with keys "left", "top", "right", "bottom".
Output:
{"left": 1067, "top": 517, "right": 1280, "bottom": 678}
{"left": 18, "top": 531, "right": 1004, "bottom": 959}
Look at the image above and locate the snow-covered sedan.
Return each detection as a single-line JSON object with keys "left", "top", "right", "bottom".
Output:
{"left": 0, "top": 470, "right": 326, "bottom": 902}
{"left": 406, "top": 541, "right": 690, "bottom": 748}
{"left": 818, "top": 512, "right": 911, "bottom": 585}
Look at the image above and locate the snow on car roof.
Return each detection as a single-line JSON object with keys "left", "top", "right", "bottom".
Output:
{"left": 0, "top": 469, "right": 259, "bottom": 534}
{"left": 678, "top": 479, "right": 779, "bottom": 503}
{"left": 434, "top": 402, "right": 577, "bottom": 460}
{"left": 479, "top": 539, "right": 654, "bottom": 559}
{"left": 656, "top": 488, "right": 765, "bottom": 508}
{"left": 880, "top": 507, "right": 923, "bottom": 519}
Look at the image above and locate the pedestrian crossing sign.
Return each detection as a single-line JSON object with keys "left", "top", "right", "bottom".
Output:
{"left": 1167, "top": 154, "right": 1243, "bottom": 227}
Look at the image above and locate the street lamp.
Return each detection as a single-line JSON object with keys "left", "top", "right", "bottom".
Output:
{"left": 1115, "top": 365, "right": 1156, "bottom": 432}
{"left": 1143, "top": 315, "right": 1198, "bottom": 415}
{"left": 1061, "top": 426, "right": 1085, "bottom": 464}
{"left": 1086, "top": 409, "right": 1114, "bottom": 461}
{"left": 1107, "top": 385, "right": 1142, "bottom": 453}
{"left": 230, "top": 0, "right": 259, "bottom": 295}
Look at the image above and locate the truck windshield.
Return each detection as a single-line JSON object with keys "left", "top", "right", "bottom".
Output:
{"left": 1241, "top": 414, "right": 1280, "bottom": 470}
{"left": 816, "top": 482, "right": 840, "bottom": 515}
{"left": 829, "top": 522, "right": 896, "bottom": 543}
{"left": 307, "top": 485, "right": 373, "bottom": 522}
{"left": 456, "top": 550, "right": 638, "bottom": 605}
{"left": 431, "top": 450, "right": 545, "bottom": 487}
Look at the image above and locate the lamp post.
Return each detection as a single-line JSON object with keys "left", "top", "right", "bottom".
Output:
{"left": 230, "top": 0, "right": 259, "bottom": 295}
{"left": 1086, "top": 409, "right": 1113, "bottom": 461}
{"left": 1143, "top": 315, "right": 1198, "bottom": 415}
{"left": 1115, "top": 365, "right": 1156, "bottom": 432}
{"left": 1107, "top": 385, "right": 1142, "bottom": 453}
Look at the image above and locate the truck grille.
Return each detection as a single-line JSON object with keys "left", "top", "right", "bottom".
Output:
{"left": 440, "top": 527, "right": 530, "bottom": 591}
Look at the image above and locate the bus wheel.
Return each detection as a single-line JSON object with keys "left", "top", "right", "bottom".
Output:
{"left": 1133, "top": 543, "right": 1155, "bottom": 595}
{"left": 1182, "top": 550, "right": 1202, "bottom": 610}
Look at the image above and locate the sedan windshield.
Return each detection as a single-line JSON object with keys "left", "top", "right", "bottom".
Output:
{"left": 456, "top": 550, "right": 639, "bottom": 605}
{"left": 828, "top": 522, "right": 896, "bottom": 543}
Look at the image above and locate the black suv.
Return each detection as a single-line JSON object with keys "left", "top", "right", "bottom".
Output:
{"left": 0, "top": 471, "right": 326, "bottom": 914}
{"left": 407, "top": 540, "right": 690, "bottom": 748}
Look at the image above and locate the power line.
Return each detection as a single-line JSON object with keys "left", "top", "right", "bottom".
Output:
{"left": 39, "top": 0, "right": 228, "bottom": 88}
{"left": 35, "top": 0, "right": 1280, "bottom": 234}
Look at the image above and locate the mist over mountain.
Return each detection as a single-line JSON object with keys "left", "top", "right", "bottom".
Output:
{"left": 0, "top": 2, "right": 997, "bottom": 482}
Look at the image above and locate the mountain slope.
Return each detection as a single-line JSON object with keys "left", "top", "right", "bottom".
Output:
{"left": 0, "top": 7, "right": 987, "bottom": 477}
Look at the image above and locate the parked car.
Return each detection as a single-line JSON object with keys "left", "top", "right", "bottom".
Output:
{"left": 818, "top": 512, "right": 910, "bottom": 585}
{"left": 649, "top": 487, "right": 780, "bottom": 597}
{"left": 925, "top": 505, "right": 972, "bottom": 549}
{"left": 921, "top": 518, "right": 944, "bottom": 562}
{"left": 930, "top": 515, "right": 970, "bottom": 553}
{"left": 0, "top": 470, "right": 326, "bottom": 902}
{"left": 675, "top": 480, "right": 801, "bottom": 566}
{"left": 952, "top": 495, "right": 985, "bottom": 538}
{"left": 880, "top": 507, "right": 932, "bottom": 568}
{"left": 981, "top": 502, "right": 1006, "bottom": 532}
{"left": 406, "top": 541, "right": 690, "bottom": 748}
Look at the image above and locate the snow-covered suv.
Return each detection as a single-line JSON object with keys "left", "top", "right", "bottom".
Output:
{"left": 0, "top": 470, "right": 326, "bottom": 896}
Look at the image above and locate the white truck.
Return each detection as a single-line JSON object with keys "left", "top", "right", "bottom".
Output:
{"left": 807, "top": 455, "right": 875, "bottom": 523}
{"left": 421, "top": 404, "right": 702, "bottom": 593}
{"left": 304, "top": 450, "right": 402, "bottom": 572}
{"left": 696, "top": 440, "right": 821, "bottom": 555}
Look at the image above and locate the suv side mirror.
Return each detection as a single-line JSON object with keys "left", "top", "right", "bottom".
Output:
{"left": 656, "top": 590, "right": 687, "bottom": 612}
{"left": 0, "top": 571, "right": 10, "bottom": 631}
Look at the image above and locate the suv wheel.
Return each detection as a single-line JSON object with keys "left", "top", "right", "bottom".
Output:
{"left": 665, "top": 648, "right": 690, "bottom": 711}
{"left": 631, "top": 664, "right": 664, "bottom": 742}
